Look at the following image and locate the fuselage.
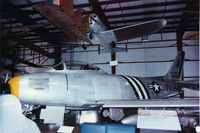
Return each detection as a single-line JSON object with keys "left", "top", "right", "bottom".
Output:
{"left": 14, "top": 70, "right": 136, "bottom": 106}
{"left": 89, "top": 16, "right": 116, "bottom": 47}
{"left": 8, "top": 69, "right": 179, "bottom": 107}
{"left": 7, "top": 50, "right": 185, "bottom": 109}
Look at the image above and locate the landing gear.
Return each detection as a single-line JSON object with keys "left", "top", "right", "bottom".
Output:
{"left": 102, "top": 108, "right": 124, "bottom": 121}
{"left": 22, "top": 104, "right": 43, "bottom": 123}
{"left": 89, "top": 33, "right": 93, "bottom": 40}
{"left": 82, "top": 44, "right": 87, "bottom": 50}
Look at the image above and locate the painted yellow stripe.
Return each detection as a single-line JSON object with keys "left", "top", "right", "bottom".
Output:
{"left": 8, "top": 76, "right": 20, "bottom": 98}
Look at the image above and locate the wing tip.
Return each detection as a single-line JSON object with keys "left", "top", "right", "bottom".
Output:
{"left": 161, "top": 19, "right": 167, "bottom": 27}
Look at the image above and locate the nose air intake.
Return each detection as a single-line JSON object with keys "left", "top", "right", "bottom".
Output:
{"left": 8, "top": 76, "right": 20, "bottom": 97}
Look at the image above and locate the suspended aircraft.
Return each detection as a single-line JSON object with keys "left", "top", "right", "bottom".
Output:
{"left": 32, "top": 0, "right": 167, "bottom": 53}
{"left": 2, "top": 51, "right": 198, "bottom": 123}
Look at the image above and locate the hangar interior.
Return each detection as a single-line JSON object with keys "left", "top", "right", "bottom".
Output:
{"left": 0, "top": 0, "right": 199, "bottom": 133}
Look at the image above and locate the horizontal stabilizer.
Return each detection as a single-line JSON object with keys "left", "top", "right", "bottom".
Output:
{"left": 175, "top": 81, "right": 199, "bottom": 91}
{"left": 113, "top": 19, "right": 167, "bottom": 41}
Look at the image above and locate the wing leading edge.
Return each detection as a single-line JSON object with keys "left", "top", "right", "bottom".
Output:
{"left": 112, "top": 19, "right": 167, "bottom": 41}
{"left": 32, "top": 3, "right": 91, "bottom": 43}
{"left": 99, "top": 19, "right": 167, "bottom": 53}
{"left": 98, "top": 99, "right": 199, "bottom": 108}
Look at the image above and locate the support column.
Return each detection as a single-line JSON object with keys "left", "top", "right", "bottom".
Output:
{"left": 111, "top": 42, "right": 116, "bottom": 74}
{"left": 54, "top": 46, "right": 61, "bottom": 65}
{"left": 175, "top": 1, "right": 196, "bottom": 98}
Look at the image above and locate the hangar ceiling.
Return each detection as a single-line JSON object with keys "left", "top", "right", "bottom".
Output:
{"left": 0, "top": 0, "right": 199, "bottom": 73}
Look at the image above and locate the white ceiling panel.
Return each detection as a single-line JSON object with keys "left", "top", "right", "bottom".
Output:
{"left": 82, "top": 7, "right": 91, "bottom": 12}
{"left": 124, "top": 16, "right": 145, "bottom": 20}
{"left": 108, "top": 17, "right": 124, "bottom": 21}
{"left": 165, "top": 12, "right": 183, "bottom": 16}
{"left": 166, "top": 4, "right": 186, "bottom": 9}
{"left": 103, "top": 3, "right": 120, "bottom": 9}
{"left": 74, "top": 0, "right": 88, "bottom": 5}
{"left": 105, "top": 11, "right": 122, "bottom": 16}
{"left": 122, "top": 8, "right": 144, "bottom": 14}
{"left": 120, "top": 1, "right": 143, "bottom": 7}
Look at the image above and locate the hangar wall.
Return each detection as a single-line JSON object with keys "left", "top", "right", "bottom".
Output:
{"left": 62, "top": 32, "right": 199, "bottom": 81}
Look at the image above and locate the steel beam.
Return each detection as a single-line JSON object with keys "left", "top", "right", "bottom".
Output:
{"left": 75, "top": 0, "right": 139, "bottom": 8}
{"left": 1, "top": 64, "right": 22, "bottom": 73}
{"left": 108, "top": 8, "right": 185, "bottom": 19}
{"left": 109, "top": 15, "right": 183, "bottom": 24}
{"left": 103, "top": 1, "right": 186, "bottom": 13}
{"left": 3, "top": 53, "right": 41, "bottom": 68}
{"left": 82, "top": 0, "right": 186, "bottom": 14}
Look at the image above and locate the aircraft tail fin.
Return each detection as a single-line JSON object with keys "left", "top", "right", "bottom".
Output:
{"left": 164, "top": 51, "right": 185, "bottom": 81}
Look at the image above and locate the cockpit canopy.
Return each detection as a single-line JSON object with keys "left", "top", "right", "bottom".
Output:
{"left": 44, "top": 60, "right": 105, "bottom": 72}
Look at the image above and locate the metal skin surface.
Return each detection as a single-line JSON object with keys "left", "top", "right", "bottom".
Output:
{"left": 6, "top": 51, "right": 199, "bottom": 123}
{"left": 8, "top": 51, "right": 198, "bottom": 109}
{"left": 18, "top": 70, "right": 136, "bottom": 106}
{"left": 32, "top": 2, "right": 167, "bottom": 53}
{"left": 32, "top": 2, "right": 166, "bottom": 53}
{"left": 89, "top": 16, "right": 167, "bottom": 53}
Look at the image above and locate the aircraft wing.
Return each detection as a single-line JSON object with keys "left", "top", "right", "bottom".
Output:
{"left": 97, "top": 99, "right": 199, "bottom": 108}
{"left": 113, "top": 19, "right": 167, "bottom": 41}
{"left": 32, "top": 3, "right": 91, "bottom": 43}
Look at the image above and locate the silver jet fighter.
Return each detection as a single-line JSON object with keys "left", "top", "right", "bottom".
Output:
{"left": 7, "top": 51, "right": 199, "bottom": 121}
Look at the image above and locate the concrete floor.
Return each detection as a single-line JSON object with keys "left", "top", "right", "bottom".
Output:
{"left": 31, "top": 108, "right": 195, "bottom": 133}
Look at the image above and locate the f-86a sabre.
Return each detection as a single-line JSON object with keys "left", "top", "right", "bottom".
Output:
{"left": 6, "top": 51, "right": 199, "bottom": 121}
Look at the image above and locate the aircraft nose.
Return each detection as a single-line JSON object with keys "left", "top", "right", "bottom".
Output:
{"left": 8, "top": 76, "right": 20, "bottom": 98}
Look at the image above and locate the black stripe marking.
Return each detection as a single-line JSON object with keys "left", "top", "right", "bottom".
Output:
{"left": 134, "top": 77, "right": 150, "bottom": 99}
{"left": 128, "top": 76, "right": 145, "bottom": 99}
{"left": 121, "top": 75, "right": 140, "bottom": 99}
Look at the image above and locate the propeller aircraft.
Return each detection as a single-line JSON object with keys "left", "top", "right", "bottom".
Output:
{"left": 32, "top": 0, "right": 167, "bottom": 53}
